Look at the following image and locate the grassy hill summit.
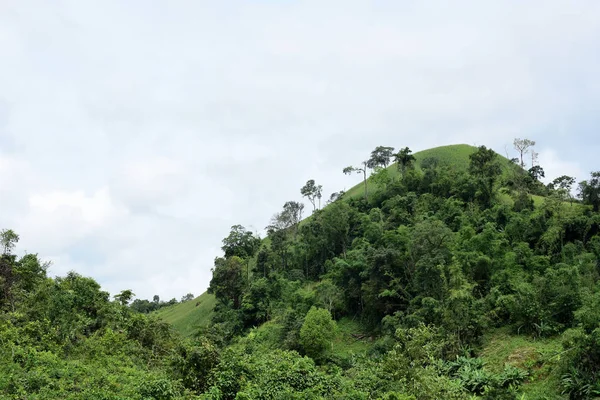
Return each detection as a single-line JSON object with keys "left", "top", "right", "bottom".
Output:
{"left": 2, "top": 139, "right": 600, "bottom": 399}
{"left": 342, "top": 143, "right": 508, "bottom": 199}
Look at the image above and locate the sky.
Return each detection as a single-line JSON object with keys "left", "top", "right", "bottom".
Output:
{"left": 1, "top": 1, "right": 599, "bottom": 300}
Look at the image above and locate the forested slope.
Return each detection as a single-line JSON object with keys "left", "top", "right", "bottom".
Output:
{"left": 2, "top": 142, "right": 600, "bottom": 399}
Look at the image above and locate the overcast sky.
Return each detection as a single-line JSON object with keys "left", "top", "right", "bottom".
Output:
{"left": 1, "top": 1, "right": 599, "bottom": 300}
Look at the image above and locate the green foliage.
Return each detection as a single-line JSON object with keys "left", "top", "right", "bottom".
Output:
{"left": 369, "top": 146, "right": 396, "bottom": 169}
{"left": 469, "top": 145, "right": 503, "bottom": 206}
{"left": 301, "top": 179, "right": 324, "bottom": 211}
{"left": 208, "top": 256, "right": 245, "bottom": 310}
{"left": 299, "top": 306, "right": 337, "bottom": 360}
{"left": 0, "top": 228, "right": 19, "bottom": 255}
{"left": 113, "top": 288, "right": 134, "bottom": 306}
{"left": 578, "top": 171, "right": 600, "bottom": 211}
{"left": 221, "top": 224, "right": 261, "bottom": 259}
{"left": 172, "top": 337, "right": 219, "bottom": 393}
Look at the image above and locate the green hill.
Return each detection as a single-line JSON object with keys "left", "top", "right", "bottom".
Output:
{"left": 155, "top": 291, "right": 215, "bottom": 337}
{"left": 160, "top": 144, "right": 548, "bottom": 339}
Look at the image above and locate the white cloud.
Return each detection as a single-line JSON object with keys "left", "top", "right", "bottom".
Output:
{"left": 538, "top": 149, "right": 586, "bottom": 186}
{"left": 29, "top": 188, "right": 118, "bottom": 226}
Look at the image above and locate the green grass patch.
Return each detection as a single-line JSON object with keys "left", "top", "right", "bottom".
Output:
{"left": 331, "top": 317, "right": 373, "bottom": 359}
{"left": 413, "top": 143, "right": 479, "bottom": 170}
{"left": 479, "top": 328, "right": 565, "bottom": 399}
{"left": 155, "top": 291, "right": 215, "bottom": 337}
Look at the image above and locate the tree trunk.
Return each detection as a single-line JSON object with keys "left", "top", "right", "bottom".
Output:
{"left": 363, "top": 169, "right": 368, "bottom": 201}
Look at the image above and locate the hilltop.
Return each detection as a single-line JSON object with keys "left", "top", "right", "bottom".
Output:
{"left": 343, "top": 143, "right": 518, "bottom": 199}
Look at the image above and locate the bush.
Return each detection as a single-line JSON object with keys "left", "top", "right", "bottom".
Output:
{"left": 299, "top": 307, "right": 337, "bottom": 361}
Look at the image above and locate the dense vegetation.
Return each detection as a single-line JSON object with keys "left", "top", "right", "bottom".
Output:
{"left": 2, "top": 141, "right": 600, "bottom": 399}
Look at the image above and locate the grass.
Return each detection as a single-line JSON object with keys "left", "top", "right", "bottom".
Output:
{"left": 332, "top": 317, "right": 373, "bottom": 359}
{"left": 412, "top": 143, "right": 480, "bottom": 170}
{"left": 155, "top": 291, "right": 215, "bottom": 337}
{"left": 479, "top": 327, "right": 566, "bottom": 399}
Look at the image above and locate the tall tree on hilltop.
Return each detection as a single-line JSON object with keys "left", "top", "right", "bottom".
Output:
{"left": 344, "top": 161, "right": 369, "bottom": 201}
{"left": 0, "top": 229, "right": 19, "bottom": 310}
{"left": 513, "top": 138, "right": 535, "bottom": 169}
{"left": 268, "top": 201, "right": 304, "bottom": 238}
{"left": 301, "top": 179, "right": 323, "bottom": 211}
{"left": 578, "top": 171, "right": 600, "bottom": 212}
{"left": 367, "top": 146, "right": 395, "bottom": 169}
{"left": 221, "top": 225, "right": 261, "bottom": 259}
{"left": 1, "top": 229, "right": 19, "bottom": 256}
{"left": 394, "top": 147, "right": 416, "bottom": 178}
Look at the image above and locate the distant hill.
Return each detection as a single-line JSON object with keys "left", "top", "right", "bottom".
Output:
{"left": 155, "top": 291, "right": 215, "bottom": 337}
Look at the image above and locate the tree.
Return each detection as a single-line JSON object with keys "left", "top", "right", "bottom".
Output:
{"left": 14, "top": 253, "right": 48, "bottom": 294}
{"left": 268, "top": 201, "right": 304, "bottom": 239}
{"left": 410, "top": 220, "right": 454, "bottom": 300}
{"left": 368, "top": 146, "right": 395, "bottom": 169}
{"left": 528, "top": 165, "right": 545, "bottom": 181}
{"left": 0, "top": 229, "right": 19, "bottom": 256}
{"left": 552, "top": 175, "right": 576, "bottom": 203}
{"left": 299, "top": 306, "right": 337, "bottom": 360}
{"left": 315, "top": 279, "right": 343, "bottom": 317}
{"left": 114, "top": 289, "right": 135, "bottom": 306}
{"left": 181, "top": 293, "right": 194, "bottom": 302}
{"left": 153, "top": 294, "right": 160, "bottom": 304}
{"left": 208, "top": 256, "right": 245, "bottom": 309}
{"left": 578, "top": 171, "right": 600, "bottom": 211}
{"left": 369, "top": 166, "right": 391, "bottom": 189}
{"left": 327, "top": 191, "right": 344, "bottom": 205}
{"left": 468, "top": 146, "right": 502, "bottom": 206}
{"left": 300, "top": 179, "right": 323, "bottom": 211}
{"left": 513, "top": 138, "right": 535, "bottom": 169}
{"left": 394, "top": 147, "right": 416, "bottom": 177}
{"left": 172, "top": 338, "right": 219, "bottom": 393}
{"left": 221, "top": 225, "right": 261, "bottom": 259}
{"left": 344, "top": 161, "right": 368, "bottom": 200}
{"left": 531, "top": 149, "right": 539, "bottom": 167}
